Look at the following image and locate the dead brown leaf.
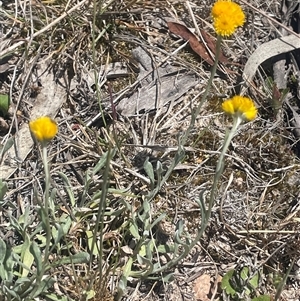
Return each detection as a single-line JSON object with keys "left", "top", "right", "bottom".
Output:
{"left": 193, "top": 274, "right": 211, "bottom": 301}
{"left": 199, "top": 29, "right": 230, "bottom": 65}
{"left": 167, "top": 21, "right": 214, "bottom": 65}
{"left": 167, "top": 21, "right": 244, "bottom": 78}
{"left": 167, "top": 21, "right": 231, "bottom": 66}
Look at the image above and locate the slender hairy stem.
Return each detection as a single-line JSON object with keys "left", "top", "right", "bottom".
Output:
{"left": 42, "top": 143, "right": 51, "bottom": 263}
{"left": 206, "top": 116, "right": 242, "bottom": 223}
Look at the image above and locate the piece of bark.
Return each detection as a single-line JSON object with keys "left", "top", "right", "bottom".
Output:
{"left": 241, "top": 35, "right": 300, "bottom": 95}
{"left": 0, "top": 62, "right": 66, "bottom": 180}
{"left": 116, "top": 47, "right": 199, "bottom": 116}
{"left": 117, "top": 72, "right": 199, "bottom": 116}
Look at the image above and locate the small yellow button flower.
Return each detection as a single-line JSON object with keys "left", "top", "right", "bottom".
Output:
{"left": 29, "top": 116, "right": 58, "bottom": 143}
{"left": 222, "top": 96, "right": 257, "bottom": 121}
{"left": 212, "top": 0, "right": 245, "bottom": 37}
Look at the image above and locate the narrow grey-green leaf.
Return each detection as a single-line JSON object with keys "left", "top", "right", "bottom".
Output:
{"left": 0, "top": 94, "right": 10, "bottom": 115}
{"left": 221, "top": 269, "right": 236, "bottom": 297}
{"left": 30, "top": 241, "right": 42, "bottom": 274}
{"left": 0, "top": 238, "right": 7, "bottom": 263}
{"left": 162, "top": 273, "right": 174, "bottom": 282}
{"left": 44, "top": 293, "right": 69, "bottom": 301}
{"left": 157, "top": 244, "right": 174, "bottom": 253}
{"left": 52, "top": 252, "right": 90, "bottom": 266}
{"left": 143, "top": 157, "right": 155, "bottom": 185}
{"left": 129, "top": 222, "right": 140, "bottom": 239}
{"left": 2, "top": 285, "right": 19, "bottom": 299}
{"left": 92, "top": 150, "right": 115, "bottom": 175}
{"left": 20, "top": 233, "right": 34, "bottom": 277}
{"left": 149, "top": 213, "right": 166, "bottom": 230}
{"left": 156, "top": 160, "right": 163, "bottom": 188}
{"left": 0, "top": 137, "right": 14, "bottom": 159}
{"left": 249, "top": 272, "right": 260, "bottom": 289}
{"left": 0, "top": 180, "right": 8, "bottom": 201}
{"left": 57, "top": 172, "right": 76, "bottom": 207}
{"left": 32, "top": 276, "right": 55, "bottom": 297}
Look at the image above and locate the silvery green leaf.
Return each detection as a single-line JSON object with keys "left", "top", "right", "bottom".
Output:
{"left": 143, "top": 157, "right": 155, "bottom": 185}
{"left": 0, "top": 94, "right": 9, "bottom": 116}
{"left": 0, "top": 180, "right": 7, "bottom": 201}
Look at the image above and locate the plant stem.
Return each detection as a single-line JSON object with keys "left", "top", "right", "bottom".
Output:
{"left": 206, "top": 116, "right": 242, "bottom": 223}
{"left": 42, "top": 143, "right": 52, "bottom": 263}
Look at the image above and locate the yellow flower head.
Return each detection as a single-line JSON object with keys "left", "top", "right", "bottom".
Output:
{"left": 222, "top": 96, "right": 257, "bottom": 121}
{"left": 212, "top": 0, "right": 245, "bottom": 37}
{"left": 29, "top": 116, "right": 58, "bottom": 143}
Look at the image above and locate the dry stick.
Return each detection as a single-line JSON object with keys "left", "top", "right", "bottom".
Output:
{"left": 239, "top": 0, "right": 300, "bottom": 39}
{"left": 0, "top": 0, "right": 89, "bottom": 59}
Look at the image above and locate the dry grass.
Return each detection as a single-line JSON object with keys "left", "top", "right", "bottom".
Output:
{"left": 1, "top": 0, "right": 300, "bottom": 300}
